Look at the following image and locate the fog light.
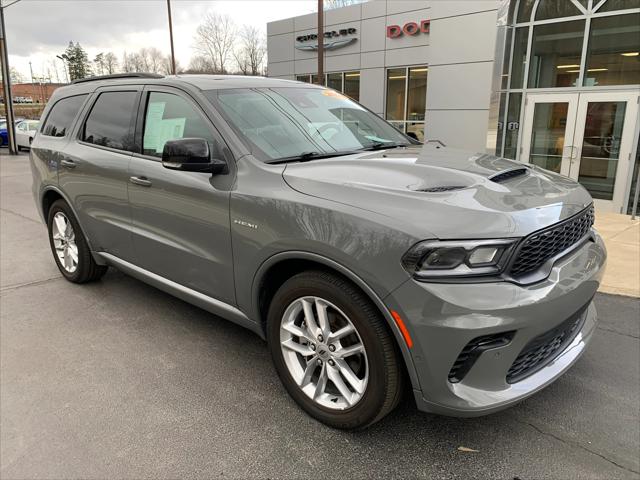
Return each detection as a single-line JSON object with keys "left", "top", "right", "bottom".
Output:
{"left": 468, "top": 247, "right": 499, "bottom": 265}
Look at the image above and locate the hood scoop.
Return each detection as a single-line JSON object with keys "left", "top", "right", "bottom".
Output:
{"left": 414, "top": 185, "right": 466, "bottom": 193}
{"left": 489, "top": 167, "right": 529, "bottom": 183}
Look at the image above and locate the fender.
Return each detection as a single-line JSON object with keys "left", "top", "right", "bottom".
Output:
{"left": 251, "top": 250, "right": 421, "bottom": 391}
{"left": 39, "top": 185, "right": 105, "bottom": 265}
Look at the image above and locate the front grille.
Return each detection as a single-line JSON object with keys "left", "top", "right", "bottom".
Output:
{"left": 509, "top": 206, "right": 594, "bottom": 278}
{"left": 506, "top": 305, "right": 588, "bottom": 384}
{"left": 448, "top": 331, "right": 515, "bottom": 383}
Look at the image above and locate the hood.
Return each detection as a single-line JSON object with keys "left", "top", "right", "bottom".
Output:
{"left": 282, "top": 144, "right": 593, "bottom": 239}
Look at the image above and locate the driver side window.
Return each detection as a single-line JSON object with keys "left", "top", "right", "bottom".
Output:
{"left": 142, "top": 92, "right": 218, "bottom": 158}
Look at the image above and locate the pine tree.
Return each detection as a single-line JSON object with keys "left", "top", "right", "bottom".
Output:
{"left": 61, "top": 42, "right": 92, "bottom": 81}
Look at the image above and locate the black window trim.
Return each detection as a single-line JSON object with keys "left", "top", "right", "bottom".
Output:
{"left": 76, "top": 86, "right": 143, "bottom": 156}
{"left": 132, "top": 85, "right": 234, "bottom": 167}
{"left": 40, "top": 93, "right": 90, "bottom": 139}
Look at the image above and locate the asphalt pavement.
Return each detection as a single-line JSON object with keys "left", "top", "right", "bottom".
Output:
{"left": 1, "top": 151, "right": 639, "bottom": 479}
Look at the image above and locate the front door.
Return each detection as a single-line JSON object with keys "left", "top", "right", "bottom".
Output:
{"left": 521, "top": 91, "right": 639, "bottom": 212}
{"left": 128, "top": 86, "right": 236, "bottom": 305}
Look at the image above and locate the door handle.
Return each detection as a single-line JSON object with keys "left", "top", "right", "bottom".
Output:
{"left": 60, "top": 159, "right": 76, "bottom": 169}
{"left": 129, "top": 176, "right": 152, "bottom": 187}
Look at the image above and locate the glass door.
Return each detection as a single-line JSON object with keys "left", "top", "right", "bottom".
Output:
{"left": 520, "top": 93, "right": 579, "bottom": 177}
{"left": 571, "top": 92, "right": 639, "bottom": 212}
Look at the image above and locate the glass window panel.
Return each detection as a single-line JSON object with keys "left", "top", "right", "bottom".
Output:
{"left": 406, "top": 122, "right": 424, "bottom": 143}
{"left": 501, "top": 28, "right": 513, "bottom": 89}
{"left": 504, "top": 92, "right": 522, "bottom": 160}
{"left": 528, "top": 102, "right": 569, "bottom": 172}
{"left": 41, "top": 94, "right": 87, "bottom": 137}
{"left": 407, "top": 67, "right": 427, "bottom": 122}
{"left": 516, "top": 0, "right": 536, "bottom": 22}
{"left": 83, "top": 91, "right": 137, "bottom": 151}
{"left": 344, "top": 71, "right": 360, "bottom": 101}
{"left": 386, "top": 68, "right": 406, "bottom": 121}
{"left": 577, "top": 101, "right": 627, "bottom": 200}
{"left": 296, "top": 75, "right": 311, "bottom": 83}
{"left": 528, "top": 20, "right": 585, "bottom": 88}
{"left": 327, "top": 72, "right": 343, "bottom": 91}
{"left": 626, "top": 135, "right": 640, "bottom": 214}
{"left": 510, "top": 27, "right": 529, "bottom": 89}
{"left": 311, "top": 74, "right": 324, "bottom": 86}
{"left": 598, "top": 0, "right": 640, "bottom": 12}
{"left": 143, "top": 92, "right": 218, "bottom": 158}
{"left": 495, "top": 93, "right": 508, "bottom": 156}
{"left": 535, "top": 0, "right": 582, "bottom": 20}
{"left": 584, "top": 14, "right": 640, "bottom": 86}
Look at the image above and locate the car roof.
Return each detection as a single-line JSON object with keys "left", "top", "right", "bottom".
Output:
{"left": 57, "top": 74, "right": 319, "bottom": 95}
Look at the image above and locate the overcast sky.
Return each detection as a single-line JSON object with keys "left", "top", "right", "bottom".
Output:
{"left": 4, "top": 0, "right": 319, "bottom": 81}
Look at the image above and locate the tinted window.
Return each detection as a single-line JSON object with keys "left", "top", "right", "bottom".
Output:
{"left": 83, "top": 91, "right": 137, "bottom": 151}
{"left": 41, "top": 94, "right": 87, "bottom": 137}
{"left": 142, "top": 92, "right": 217, "bottom": 158}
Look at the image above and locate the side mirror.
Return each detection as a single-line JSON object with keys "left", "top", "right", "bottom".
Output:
{"left": 161, "top": 138, "right": 227, "bottom": 174}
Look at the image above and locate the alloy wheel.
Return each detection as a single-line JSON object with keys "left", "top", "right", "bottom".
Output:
{"left": 51, "top": 212, "right": 78, "bottom": 273}
{"left": 279, "top": 296, "right": 368, "bottom": 410}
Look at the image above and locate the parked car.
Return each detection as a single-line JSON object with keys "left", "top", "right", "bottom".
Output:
{"left": 15, "top": 119, "right": 39, "bottom": 150}
{"left": 30, "top": 74, "right": 606, "bottom": 429}
{"left": 0, "top": 118, "right": 25, "bottom": 147}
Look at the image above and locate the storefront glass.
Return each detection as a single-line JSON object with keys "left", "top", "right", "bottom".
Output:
{"left": 584, "top": 13, "right": 640, "bottom": 86}
{"left": 385, "top": 66, "right": 427, "bottom": 140}
{"left": 344, "top": 72, "right": 360, "bottom": 102}
{"left": 385, "top": 68, "right": 406, "bottom": 121}
{"left": 528, "top": 20, "right": 585, "bottom": 88}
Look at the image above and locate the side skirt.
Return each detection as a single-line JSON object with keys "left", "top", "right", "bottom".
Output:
{"left": 95, "top": 252, "right": 263, "bottom": 337}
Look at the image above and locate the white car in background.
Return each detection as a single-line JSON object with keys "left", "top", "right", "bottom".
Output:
{"left": 16, "top": 120, "right": 39, "bottom": 150}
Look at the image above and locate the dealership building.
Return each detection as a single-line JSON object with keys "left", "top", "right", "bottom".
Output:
{"left": 266, "top": 0, "right": 640, "bottom": 213}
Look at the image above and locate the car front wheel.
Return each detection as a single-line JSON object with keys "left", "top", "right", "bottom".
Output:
{"left": 267, "top": 270, "right": 403, "bottom": 430}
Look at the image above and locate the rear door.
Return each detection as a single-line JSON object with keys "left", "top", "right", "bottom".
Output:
{"left": 60, "top": 86, "right": 141, "bottom": 261}
{"left": 127, "top": 86, "right": 236, "bottom": 304}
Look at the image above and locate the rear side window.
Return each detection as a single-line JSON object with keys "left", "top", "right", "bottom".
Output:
{"left": 82, "top": 91, "right": 137, "bottom": 151}
{"left": 41, "top": 94, "right": 87, "bottom": 137}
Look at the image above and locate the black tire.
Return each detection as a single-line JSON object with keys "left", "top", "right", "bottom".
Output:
{"left": 47, "top": 199, "right": 107, "bottom": 283}
{"left": 267, "top": 270, "right": 403, "bottom": 430}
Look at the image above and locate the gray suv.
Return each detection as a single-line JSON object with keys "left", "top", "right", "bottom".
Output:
{"left": 30, "top": 74, "right": 606, "bottom": 429}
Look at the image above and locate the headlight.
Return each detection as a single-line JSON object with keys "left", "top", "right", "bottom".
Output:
{"left": 401, "top": 239, "right": 517, "bottom": 280}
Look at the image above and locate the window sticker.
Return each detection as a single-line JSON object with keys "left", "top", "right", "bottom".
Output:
{"left": 155, "top": 118, "right": 186, "bottom": 153}
{"left": 143, "top": 101, "right": 166, "bottom": 152}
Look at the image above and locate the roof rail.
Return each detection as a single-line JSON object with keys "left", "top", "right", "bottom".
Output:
{"left": 71, "top": 73, "right": 164, "bottom": 84}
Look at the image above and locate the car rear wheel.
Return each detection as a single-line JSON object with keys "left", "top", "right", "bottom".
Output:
{"left": 267, "top": 270, "right": 403, "bottom": 430}
{"left": 47, "top": 199, "right": 107, "bottom": 283}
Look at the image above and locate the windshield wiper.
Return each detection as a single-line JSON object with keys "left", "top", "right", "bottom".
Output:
{"left": 360, "top": 141, "right": 410, "bottom": 151}
{"left": 267, "top": 150, "right": 358, "bottom": 165}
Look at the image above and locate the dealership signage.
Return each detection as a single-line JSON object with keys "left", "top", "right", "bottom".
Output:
{"left": 387, "top": 20, "right": 430, "bottom": 38}
{"left": 295, "top": 28, "right": 358, "bottom": 51}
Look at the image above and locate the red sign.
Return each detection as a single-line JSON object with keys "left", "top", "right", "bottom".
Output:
{"left": 387, "top": 20, "right": 430, "bottom": 38}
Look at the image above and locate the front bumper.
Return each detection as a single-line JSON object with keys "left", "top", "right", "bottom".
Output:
{"left": 385, "top": 231, "right": 606, "bottom": 416}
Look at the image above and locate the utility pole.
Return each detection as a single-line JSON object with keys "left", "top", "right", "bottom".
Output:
{"left": 167, "top": 0, "right": 176, "bottom": 74}
{"left": 0, "top": 0, "right": 18, "bottom": 154}
{"left": 317, "top": 0, "right": 324, "bottom": 85}
{"left": 56, "top": 55, "right": 69, "bottom": 83}
{"left": 28, "top": 60, "right": 38, "bottom": 101}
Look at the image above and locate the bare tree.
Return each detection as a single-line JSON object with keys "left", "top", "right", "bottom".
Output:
{"left": 94, "top": 53, "right": 105, "bottom": 76}
{"left": 104, "top": 52, "right": 118, "bottom": 74}
{"left": 120, "top": 48, "right": 169, "bottom": 74}
{"left": 185, "top": 55, "right": 216, "bottom": 74}
{"left": 233, "top": 25, "right": 266, "bottom": 76}
{"left": 193, "top": 13, "right": 236, "bottom": 73}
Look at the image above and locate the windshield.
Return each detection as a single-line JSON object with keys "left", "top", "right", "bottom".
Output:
{"left": 206, "top": 87, "right": 415, "bottom": 162}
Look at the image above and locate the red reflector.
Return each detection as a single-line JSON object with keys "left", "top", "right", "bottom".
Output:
{"left": 390, "top": 310, "right": 413, "bottom": 349}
